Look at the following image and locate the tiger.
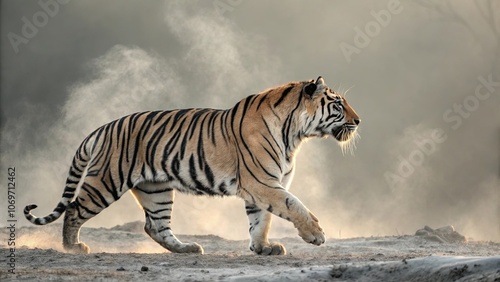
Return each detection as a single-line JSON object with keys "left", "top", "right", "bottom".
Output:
{"left": 24, "top": 76, "right": 360, "bottom": 255}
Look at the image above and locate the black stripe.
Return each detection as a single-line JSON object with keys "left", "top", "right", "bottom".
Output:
{"left": 129, "top": 112, "right": 145, "bottom": 132}
{"left": 54, "top": 202, "right": 67, "bottom": 213}
{"left": 239, "top": 155, "right": 281, "bottom": 189}
{"left": 81, "top": 183, "right": 109, "bottom": 208}
{"left": 281, "top": 93, "right": 303, "bottom": 155}
{"left": 101, "top": 160, "right": 120, "bottom": 201}
{"left": 245, "top": 205, "right": 262, "bottom": 215}
{"left": 256, "top": 94, "right": 268, "bottom": 110}
{"left": 127, "top": 113, "right": 154, "bottom": 188}
{"left": 256, "top": 158, "right": 279, "bottom": 180}
{"left": 236, "top": 96, "right": 259, "bottom": 166}
{"left": 95, "top": 122, "right": 113, "bottom": 165}
{"left": 123, "top": 116, "right": 131, "bottom": 163}
{"left": 246, "top": 209, "right": 261, "bottom": 215}
{"left": 149, "top": 214, "right": 172, "bottom": 221}
{"left": 76, "top": 200, "right": 99, "bottom": 217}
{"left": 179, "top": 111, "right": 201, "bottom": 159}
{"left": 134, "top": 186, "right": 173, "bottom": 194}
{"left": 155, "top": 201, "right": 174, "bottom": 205}
{"left": 173, "top": 109, "right": 190, "bottom": 123}
{"left": 261, "top": 141, "right": 282, "bottom": 173}
{"left": 66, "top": 179, "right": 79, "bottom": 185}
{"left": 320, "top": 97, "right": 326, "bottom": 117}
{"left": 141, "top": 164, "right": 147, "bottom": 178}
{"left": 86, "top": 170, "right": 100, "bottom": 177}
{"left": 230, "top": 100, "right": 242, "bottom": 128}
{"left": 218, "top": 182, "right": 229, "bottom": 195}
{"left": 65, "top": 187, "right": 77, "bottom": 192}
{"left": 153, "top": 110, "right": 173, "bottom": 125}
{"left": 146, "top": 207, "right": 172, "bottom": 214}
{"left": 273, "top": 85, "right": 294, "bottom": 108}
{"left": 207, "top": 110, "right": 218, "bottom": 145}
{"left": 71, "top": 158, "right": 83, "bottom": 173}
{"left": 158, "top": 226, "right": 171, "bottom": 233}
{"left": 244, "top": 95, "right": 258, "bottom": 111}
{"left": 262, "top": 118, "right": 284, "bottom": 156}
{"left": 189, "top": 155, "right": 217, "bottom": 195}
{"left": 163, "top": 118, "right": 186, "bottom": 161}
{"left": 147, "top": 121, "right": 168, "bottom": 178}
{"left": 91, "top": 126, "right": 105, "bottom": 155}
{"left": 204, "top": 161, "right": 215, "bottom": 188}
{"left": 118, "top": 117, "right": 129, "bottom": 187}
{"left": 140, "top": 111, "right": 160, "bottom": 140}
{"left": 220, "top": 110, "right": 229, "bottom": 142}
{"left": 187, "top": 110, "right": 207, "bottom": 139}
{"left": 116, "top": 116, "right": 126, "bottom": 149}
{"left": 197, "top": 113, "right": 208, "bottom": 169}
{"left": 171, "top": 154, "right": 181, "bottom": 181}
{"left": 126, "top": 113, "right": 143, "bottom": 162}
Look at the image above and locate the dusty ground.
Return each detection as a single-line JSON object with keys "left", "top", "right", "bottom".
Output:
{"left": 1, "top": 222, "right": 499, "bottom": 281}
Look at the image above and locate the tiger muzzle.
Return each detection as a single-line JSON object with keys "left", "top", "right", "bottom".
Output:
{"left": 332, "top": 123, "right": 358, "bottom": 142}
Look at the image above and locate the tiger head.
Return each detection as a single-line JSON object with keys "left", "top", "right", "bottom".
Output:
{"left": 301, "top": 76, "right": 360, "bottom": 152}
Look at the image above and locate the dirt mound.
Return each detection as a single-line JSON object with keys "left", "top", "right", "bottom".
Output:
{"left": 110, "top": 221, "right": 145, "bottom": 233}
{"left": 415, "top": 225, "right": 466, "bottom": 243}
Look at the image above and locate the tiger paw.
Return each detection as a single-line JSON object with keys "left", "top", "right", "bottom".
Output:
{"left": 297, "top": 218, "right": 326, "bottom": 246}
{"left": 187, "top": 242, "right": 205, "bottom": 254}
{"left": 64, "top": 242, "right": 90, "bottom": 254}
{"left": 250, "top": 242, "right": 286, "bottom": 255}
{"left": 299, "top": 228, "right": 325, "bottom": 246}
{"left": 172, "top": 242, "right": 204, "bottom": 254}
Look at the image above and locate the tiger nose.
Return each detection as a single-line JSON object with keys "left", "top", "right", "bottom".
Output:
{"left": 353, "top": 118, "right": 360, "bottom": 125}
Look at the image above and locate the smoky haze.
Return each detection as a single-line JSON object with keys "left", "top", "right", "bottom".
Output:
{"left": 1, "top": 0, "right": 499, "bottom": 242}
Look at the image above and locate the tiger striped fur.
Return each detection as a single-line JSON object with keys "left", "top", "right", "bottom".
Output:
{"left": 24, "top": 76, "right": 360, "bottom": 255}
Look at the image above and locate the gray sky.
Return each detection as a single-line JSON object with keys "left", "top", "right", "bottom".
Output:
{"left": 1, "top": 0, "right": 499, "bottom": 241}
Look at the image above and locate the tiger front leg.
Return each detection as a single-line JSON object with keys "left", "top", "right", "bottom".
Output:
{"left": 245, "top": 201, "right": 286, "bottom": 255}
{"left": 240, "top": 187, "right": 325, "bottom": 247}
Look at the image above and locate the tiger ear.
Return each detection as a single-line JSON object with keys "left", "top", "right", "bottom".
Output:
{"left": 304, "top": 76, "right": 325, "bottom": 97}
{"left": 315, "top": 76, "right": 325, "bottom": 86}
{"left": 304, "top": 82, "right": 317, "bottom": 97}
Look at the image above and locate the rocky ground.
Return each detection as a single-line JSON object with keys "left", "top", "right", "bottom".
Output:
{"left": 1, "top": 222, "right": 499, "bottom": 281}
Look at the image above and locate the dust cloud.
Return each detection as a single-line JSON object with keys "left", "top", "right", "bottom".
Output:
{"left": 1, "top": 0, "right": 498, "bottom": 245}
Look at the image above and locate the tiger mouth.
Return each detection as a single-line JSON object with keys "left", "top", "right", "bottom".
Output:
{"left": 332, "top": 124, "right": 357, "bottom": 142}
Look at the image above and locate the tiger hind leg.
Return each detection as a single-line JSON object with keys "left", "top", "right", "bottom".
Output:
{"left": 63, "top": 177, "right": 125, "bottom": 254}
{"left": 63, "top": 202, "right": 91, "bottom": 254}
{"left": 131, "top": 183, "right": 204, "bottom": 254}
{"left": 245, "top": 201, "right": 286, "bottom": 255}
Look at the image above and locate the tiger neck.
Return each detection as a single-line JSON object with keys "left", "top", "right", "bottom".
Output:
{"left": 283, "top": 123, "right": 308, "bottom": 163}
{"left": 273, "top": 107, "right": 309, "bottom": 164}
